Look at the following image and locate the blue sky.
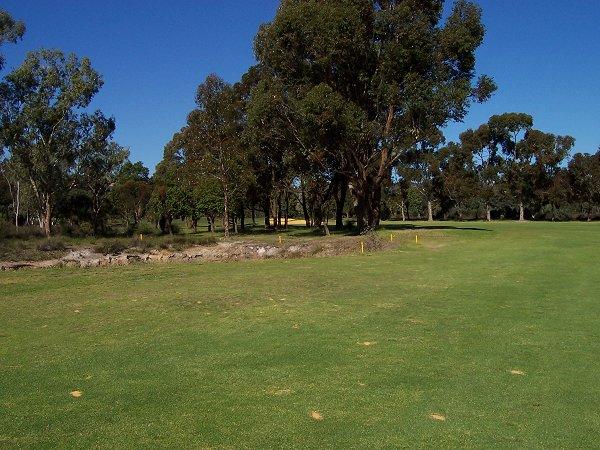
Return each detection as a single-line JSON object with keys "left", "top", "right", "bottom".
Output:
{"left": 2, "top": 1, "right": 599, "bottom": 171}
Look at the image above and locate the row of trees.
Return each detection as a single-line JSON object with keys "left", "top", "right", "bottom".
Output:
{"left": 2, "top": 3, "right": 599, "bottom": 238}
{"left": 154, "top": 0, "right": 497, "bottom": 235}
{"left": 151, "top": 0, "right": 599, "bottom": 234}
{"left": 390, "top": 112, "right": 589, "bottom": 222}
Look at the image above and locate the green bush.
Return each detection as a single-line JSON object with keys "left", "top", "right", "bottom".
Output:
{"left": 0, "top": 221, "right": 45, "bottom": 239}
{"left": 170, "top": 222, "right": 181, "bottom": 235}
{"left": 94, "top": 240, "right": 127, "bottom": 255}
{"left": 133, "top": 220, "right": 158, "bottom": 237}
{"left": 36, "top": 237, "right": 67, "bottom": 252}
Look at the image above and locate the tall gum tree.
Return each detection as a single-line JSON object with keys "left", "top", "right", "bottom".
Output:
{"left": 568, "top": 150, "right": 600, "bottom": 220}
{"left": 0, "top": 49, "right": 103, "bottom": 235}
{"left": 178, "top": 75, "right": 252, "bottom": 238}
{"left": 76, "top": 112, "right": 128, "bottom": 234}
{"left": 0, "top": 9, "right": 25, "bottom": 72}
{"left": 460, "top": 124, "right": 503, "bottom": 221}
{"left": 487, "top": 113, "right": 573, "bottom": 221}
{"left": 254, "top": 0, "right": 495, "bottom": 232}
{"left": 487, "top": 112, "right": 532, "bottom": 221}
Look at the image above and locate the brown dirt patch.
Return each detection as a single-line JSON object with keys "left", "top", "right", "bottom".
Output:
{"left": 310, "top": 411, "right": 324, "bottom": 421}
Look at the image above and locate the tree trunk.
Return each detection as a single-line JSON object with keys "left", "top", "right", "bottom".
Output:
{"left": 427, "top": 201, "right": 433, "bottom": 222}
{"left": 401, "top": 201, "right": 406, "bottom": 222}
{"left": 276, "top": 192, "right": 282, "bottom": 228}
{"left": 263, "top": 195, "right": 270, "bottom": 228}
{"left": 251, "top": 206, "right": 256, "bottom": 226}
{"left": 165, "top": 216, "right": 173, "bottom": 235}
{"left": 353, "top": 106, "right": 393, "bottom": 233}
{"left": 42, "top": 195, "right": 52, "bottom": 237}
{"left": 284, "top": 191, "right": 289, "bottom": 229}
{"left": 223, "top": 187, "right": 230, "bottom": 238}
{"left": 335, "top": 178, "right": 347, "bottom": 230}
{"left": 486, "top": 204, "right": 491, "bottom": 222}
{"left": 518, "top": 201, "right": 525, "bottom": 221}
{"left": 301, "top": 181, "right": 310, "bottom": 227}
{"left": 353, "top": 177, "right": 382, "bottom": 234}
{"left": 14, "top": 181, "right": 20, "bottom": 229}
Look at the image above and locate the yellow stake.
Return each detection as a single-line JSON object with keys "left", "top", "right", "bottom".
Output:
{"left": 415, "top": 235, "right": 419, "bottom": 244}
{"left": 140, "top": 233, "right": 143, "bottom": 241}
{"left": 390, "top": 233, "right": 393, "bottom": 242}
{"left": 360, "top": 241, "right": 364, "bottom": 254}
{"left": 278, "top": 235, "right": 282, "bottom": 245}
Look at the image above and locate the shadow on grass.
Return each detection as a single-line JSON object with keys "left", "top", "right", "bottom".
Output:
{"left": 183, "top": 222, "right": 492, "bottom": 238}
{"left": 380, "top": 223, "right": 491, "bottom": 232}
{"left": 238, "top": 225, "right": 356, "bottom": 237}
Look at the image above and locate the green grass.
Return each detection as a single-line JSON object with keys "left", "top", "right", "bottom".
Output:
{"left": 1, "top": 221, "right": 599, "bottom": 448}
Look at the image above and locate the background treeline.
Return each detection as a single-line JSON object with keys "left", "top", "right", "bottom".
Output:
{"left": 2, "top": 3, "right": 599, "bottom": 239}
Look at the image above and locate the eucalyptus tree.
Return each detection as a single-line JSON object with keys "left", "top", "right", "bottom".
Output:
{"left": 150, "top": 157, "right": 191, "bottom": 235}
{"left": 110, "top": 161, "right": 152, "bottom": 228}
{"left": 0, "top": 9, "right": 25, "bottom": 71}
{"left": 460, "top": 125, "right": 503, "bottom": 221}
{"left": 488, "top": 113, "right": 573, "bottom": 220}
{"left": 254, "top": 0, "right": 495, "bottom": 232}
{"left": 487, "top": 113, "right": 533, "bottom": 220}
{"left": 0, "top": 156, "right": 24, "bottom": 227}
{"left": 180, "top": 74, "right": 252, "bottom": 237}
{"left": 568, "top": 150, "right": 600, "bottom": 220}
{"left": 76, "top": 112, "right": 128, "bottom": 234}
{"left": 398, "top": 147, "right": 443, "bottom": 221}
{"left": 245, "top": 73, "right": 298, "bottom": 228}
{"left": 437, "top": 142, "right": 477, "bottom": 219}
{"left": 0, "top": 49, "right": 103, "bottom": 235}
{"left": 523, "top": 130, "right": 574, "bottom": 216}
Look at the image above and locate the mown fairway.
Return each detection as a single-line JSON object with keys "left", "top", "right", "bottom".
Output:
{"left": 1, "top": 222, "right": 599, "bottom": 448}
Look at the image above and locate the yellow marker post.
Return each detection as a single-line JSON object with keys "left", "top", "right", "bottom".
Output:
{"left": 390, "top": 233, "right": 394, "bottom": 242}
{"left": 278, "top": 235, "right": 283, "bottom": 245}
{"left": 140, "top": 234, "right": 143, "bottom": 241}
{"left": 360, "top": 241, "right": 364, "bottom": 254}
{"left": 415, "top": 235, "right": 419, "bottom": 244}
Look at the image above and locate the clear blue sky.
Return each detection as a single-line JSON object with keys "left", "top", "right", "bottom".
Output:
{"left": 2, "top": 1, "right": 599, "bottom": 171}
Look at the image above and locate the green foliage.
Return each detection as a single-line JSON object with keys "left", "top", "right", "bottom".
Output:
{"left": 169, "top": 74, "right": 254, "bottom": 236}
{"left": 93, "top": 239, "right": 127, "bottom": 255}
{"left": 406, "top": 185, "right": 425, "bottom": 219}
{"left": 254, "top": 0, "right": 495, "bottom": 231}
{"left": 133, "top": 220, "right": 158, "bottom": 237}
{"left": 110, "top": 161, "right": 152, "bottom": 227}
{"left": 0, "top": 49, "right": 104, "bottom": 235}
{"left": 568, "top": 150, "right": 600, "bottom": 219}
{"left": 0, "top": 220, "right": 44, "bottom": 239}
{"left": 35, "top": 237, "right": 66, "bottom": 252}
{"left": 0, "top": 9, "right": 25, "bottom": 71}
{"left": 76, "top": 112, "right": 128, "bottom": 234}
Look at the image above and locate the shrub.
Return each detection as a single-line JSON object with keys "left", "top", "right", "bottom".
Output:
{"left": 169, "top": 222, "right": 181, "bottom": 235}
{"left": 36, "top": 237, "right": 67, "bottom": 252}
{"left": 133, "top": 220, "right": 158, "bottom": 236}
{"left": 128, "top": 236, "right": 153, "bottom": 252}
{"left": 94, "top": 240, "right": 127, "bottom": 255}
{"left": 0, "top": 221, "right": 45, "bottom": 239}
